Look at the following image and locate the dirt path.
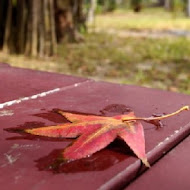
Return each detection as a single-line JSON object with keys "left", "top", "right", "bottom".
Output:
{"left": 90, "top": 28, "right": 190, "bottom": 39}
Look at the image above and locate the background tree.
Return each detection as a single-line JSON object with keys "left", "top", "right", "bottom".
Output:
{"left": 0, "top": 0, "right": 85, "bottom": 57}
{"left": 87, "top": 0, "right": 97, "bottom": 24}
{"left": 186, "top": 0, "right": 190, "bottom": 17}
{"left": 164, "top": 0, "right": 172, "bottom": 10}
{"left": 2, "top": 0, "right": 12, "bottom": 53}
{"left": 131, "top": 0, "right": 142, "bottom": 12}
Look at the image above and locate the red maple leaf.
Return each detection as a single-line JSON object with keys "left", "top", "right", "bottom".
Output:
{"left": 25, "top": 106, "right": 189, "bottom": 167}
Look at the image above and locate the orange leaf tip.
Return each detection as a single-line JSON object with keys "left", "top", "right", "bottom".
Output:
{"left": 142, "top": 158, "right": 150, "bottom": 168}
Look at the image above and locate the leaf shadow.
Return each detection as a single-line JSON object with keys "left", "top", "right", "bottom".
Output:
{"left": 33, "top": 109, "right": 69, "bottom": 123}
{"left": 35, "top": 139, "right": 135, "bottom": 174}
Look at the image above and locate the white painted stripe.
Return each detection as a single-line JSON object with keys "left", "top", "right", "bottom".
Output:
{"left": 0, "top": 88, "right": 60, "bottom": 109}
{"left": 0, "top": 80, "right": 92, "bottom": 109}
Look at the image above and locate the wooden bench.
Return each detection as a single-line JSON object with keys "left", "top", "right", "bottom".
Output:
{"left": 0, "top": 63, "right": 189, "bottom": 190}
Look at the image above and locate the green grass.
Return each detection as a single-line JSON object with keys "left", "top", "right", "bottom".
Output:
{"left": 57, "top": 33, "right": 190, "bottom": 94}
{"left": 94, "top": 8, "right": 190, "bottom": 31}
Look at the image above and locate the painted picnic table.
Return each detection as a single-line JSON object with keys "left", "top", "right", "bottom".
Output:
{"left": 0, "top": 63, "right": 190, "bottom": 190}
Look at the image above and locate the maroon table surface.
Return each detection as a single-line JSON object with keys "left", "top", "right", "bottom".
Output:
{"left": 0, "top": 63, "right": 89, "bottom": 103}
{"left": 0, "top": 64, "right": 190, "bottom": 190}
{"left": 126, "top": 135, "right": 190, "bottom": 190}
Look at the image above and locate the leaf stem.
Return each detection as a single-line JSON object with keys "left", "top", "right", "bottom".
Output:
{"left": 122, "top": 106, "right": 189, "bottom": 122}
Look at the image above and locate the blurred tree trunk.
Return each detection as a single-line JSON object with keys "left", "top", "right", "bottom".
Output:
{"left": 131, "top": 0, "right": 142, "bottom": 12}
{"left": 49, "top": 0, "right": 57, "bottom": 55}
{"left": 25, "top": 0, "right": 32, "bottom": 55}
{"left": 17, "top": 0, "right": 26, "bottom": 53}
{"left": 115, "top": 0, "right": 123, "bottom": 5}
{"left": 0, "top": 0, "right": 86, "bottom": 57}
{"left": 55, "top": 0, "right": 85, "bottom": 42}
{"left": 187, "top": 0, "right": 190, "bottom": 17}
{"left": 31, "top": 0, "right": 38, "bottom": 57}
{"left": 103, "top": 0, "right": 117, "bottom": 12}
{"left": 72, "top": 0, "right": 85, "bottom": 30}
{"left": 157, "top": 0, "right": 165, "bottom": 6}
{"left": 39, "top": 0, "right": 45, "bottom": 57}
{"left": 164, "top": 0, "right": 172, "bottom": 10}
{"left": 0, "top": 0, "right": 7, "bottom": 48}
{"left": 3, "top": 0, "right": 12, "bottom": 53}
{"left": 69, "top": 0, "right": 85, "bottom": 42}
{"left": 87, "top": 0, "right": 97, "bottom": 24}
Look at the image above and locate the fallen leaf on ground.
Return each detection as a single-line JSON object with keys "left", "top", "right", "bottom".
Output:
{"left": 25, "top": 106, "right": 189, "bottom": 167}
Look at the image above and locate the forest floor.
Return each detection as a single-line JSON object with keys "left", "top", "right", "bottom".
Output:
{"left": 0, "top": 8, "right": 190, "bottom": 94}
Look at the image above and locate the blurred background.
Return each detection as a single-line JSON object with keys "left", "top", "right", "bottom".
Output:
{"left": 0, "top": 0, "right": 190, "bottom": 94}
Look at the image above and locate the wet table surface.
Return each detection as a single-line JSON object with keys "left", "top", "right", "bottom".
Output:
{"left": 0, "top": 63, "right": 190, "bottom": 190}
{"left": 126, "top": 135, "right": 190, "bottom": 190}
